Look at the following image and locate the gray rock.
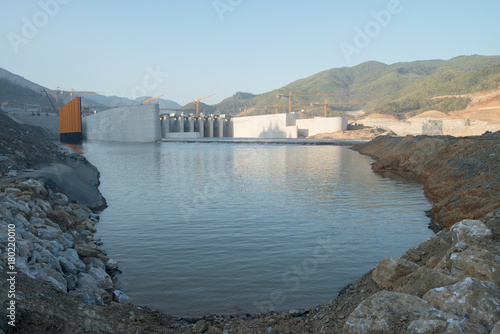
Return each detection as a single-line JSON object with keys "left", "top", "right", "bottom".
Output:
{"left": 113, "top": 290, "right": 130, "bottom": 303}
{"left": 5, "top": 188, "right": 21, "bottom": 194}
{"left": 36, "top": 199, "right": 52, "bottom": 213}
{"left": 44, "top": 240, "right": 64, "bottom": 255}
{"left": 4, "top": 198, "right": 29, "bottom": 214}
{"left": 372, "top": 257, "right": 420, "bottom": 289}
{"left": 423, "top": 277, "right": 500, "bottom": 331}
{"left": 87, "top": 257, "right": 106, "bottom": 271}
{"left": 21, "top": 179, "right": 46, "bottom": 194}
{"left": 59, "top": 249, "right": 86, "bottom": 272}
{"left": 105, "top": 258, "right": 119, "bottom": 271}
{"left": 58, "top": 256, "right": 78, "bottom": 275}
{"left": 66, "top": 274, "right": 77, "bottom": 291}
{"left": 450, "top": 219, "right": 492, "bottom": 244}
{"left": 35, "top": 263, "right": 67, "bottom": 292}
{"left": 29, "top": 250, "right": 41, "bottom": 264}
{"left": 74, "top": 243, "right": 100, "bottom": 257}
{"left": 343, "top": 291, "right": 481, "bottom": 334}
{"left": 35, "top": 224, "right": 63, "bottom": 241}
{"left": 16, "top": 239, "right": 34, "bottom": 258}
{"left": 394, "top": 267, "right": 459, "bottom": 298}
{"left": 407, "top": 318, "right": 484, "bottom": 334}
{"left": 87, "top": 266, "right": 113, "bottom": 289}
{"left": 59, "top": 233, "right": 75, "bottom": 249}
{"left": 39, "top": 249, "right": 62, "bottom": 273}
{"left": 76, "top": 273, "right": 100, "bottom": 292}
{"left": 446, "top": 245, "right": 500, "bottom": 284}
{"left": 19, "top": 230, "right": 39, "bottom": 242}
{"left": 53, "top": 193, "right": 69, "bottom": 206}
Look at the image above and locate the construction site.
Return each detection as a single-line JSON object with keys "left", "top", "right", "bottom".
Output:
{"left": 5, "top": 86, "right": 500, "bottom": 144}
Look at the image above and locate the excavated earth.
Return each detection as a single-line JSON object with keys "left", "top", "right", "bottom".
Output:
{"left": 1, "top": 110, "right": 500, "bottom": 333}
{"left": 352, "top": 132, "right": 500, "bottom": 228}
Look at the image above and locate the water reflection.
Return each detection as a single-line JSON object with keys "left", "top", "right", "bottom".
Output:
{"left": 82, "top": 142, "right": 432, "bottom": 316}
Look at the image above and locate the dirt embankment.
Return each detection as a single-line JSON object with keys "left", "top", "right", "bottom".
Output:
{"left": 0, "top": 109, "right": 106, "bottom": 210}
{"left": 352, "top": 132, "right": 500, "bottom": 228}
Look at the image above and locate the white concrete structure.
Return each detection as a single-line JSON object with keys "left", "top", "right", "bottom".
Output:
{"left": 232, "top": 113, "right": 298, "bottom": 138}
{"left": 296, "top": 117, "right": 348, "bottom": 137}
{"left": 164, "top": 132, "right": 201, "bottom": 139}
{"left": 82, "top": 104, "right": 161, "bottom": 142}
{"left": 360, "top": 117, "right": 495, "bottom": 136}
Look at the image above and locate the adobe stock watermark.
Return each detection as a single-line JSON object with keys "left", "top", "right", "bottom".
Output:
{"left": 339, "top": 0, "right": 408, "bottom": 64}
{"left": 253, "top": 233, "right": 339, "bottom": 313}
{"left": 89, "top": 64, "right": 169, "bottom": 140}
{"left": 124, "top": 65, "right": 169, "bottom": 101}
{"left": 178, "top": 146, "right": 260, "bottom": 224}
{"left": 7, "top": 0, "right": 71, "bottom": 54}
{"left": 213, "top": 0, "right": 243, "bottom": 21}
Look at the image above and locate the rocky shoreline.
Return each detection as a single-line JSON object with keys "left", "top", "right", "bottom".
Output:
{"left": 1, "top": 112, "right": 499, "bottom": 333}
{"left": 0, "top": 178, "right": 126, "bottom": 315}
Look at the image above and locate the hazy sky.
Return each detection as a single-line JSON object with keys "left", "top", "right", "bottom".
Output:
{"left": 2, "top": 0, "right": 500, "bottom": 105}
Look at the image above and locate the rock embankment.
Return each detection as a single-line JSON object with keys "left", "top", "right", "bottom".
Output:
{"left": 0, "top": 109, "right": 106, "bottom": 211}
{"left": 352, "top": 131, "right": 500, "bottom": 228}
{"left": 0, "top": 179, "right": 126, "bottom": 325}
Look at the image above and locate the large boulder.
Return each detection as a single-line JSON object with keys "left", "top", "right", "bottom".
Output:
{"left": 435, "top": 244, "right": 500, "bottom": 285}
{"left": 371, "top": 257, "right": 420, "bottom": 289}
{"left": 450, "top": 219, "right": 492, "bottom": 244}
{"left": 393, "top": 267, "right": 459, "bottom": 297}
{"left": 343, "top": 291, "right": 483, "bottom": 334}
{"left": 423, "top": 277, "right": 500, "bottom": 332}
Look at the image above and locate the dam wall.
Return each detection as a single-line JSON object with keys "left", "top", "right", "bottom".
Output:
{"left": 82, "top": 104, "right": 161, "bottom": 143}
{"left": 232, "top": 113, "right": 298, "bottom": 138}
{"left": 161, "top": 114, "right": 232, "bottom": 138}
{"left": 296, "top": 117, "right": 347, "bottom": 137}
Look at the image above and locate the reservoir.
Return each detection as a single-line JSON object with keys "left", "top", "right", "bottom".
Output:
{"left": 82, "top": 141, "right": 433, "bottom": 317}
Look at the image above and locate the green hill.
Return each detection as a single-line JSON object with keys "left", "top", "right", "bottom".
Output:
{"left": 212, "top": 55, "right": 500, "bottom": 117}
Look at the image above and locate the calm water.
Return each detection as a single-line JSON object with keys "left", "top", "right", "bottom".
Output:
{"left": 82, "top": 141, "right": 433, "bottom": 317}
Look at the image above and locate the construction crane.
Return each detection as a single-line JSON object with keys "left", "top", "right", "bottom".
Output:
{"left": 312, "top": 100, "right": 368, "bottom": 117}
{"left": 143, "top": 94, "right": 164, "bottom": 104}
{"left": 193, "top": 94, "right": 215, "bottom": 117}
{"left": 265, "top": 104, "right": 312, "bottom": 114}
{"left": 276, "top": 91, "right": 336, "bottom": 114}
{"left": 240, "top": 106, "right": 267, "bottom": 117}
{"left": 42, "top": 88, "right": 99, "bottom": 114}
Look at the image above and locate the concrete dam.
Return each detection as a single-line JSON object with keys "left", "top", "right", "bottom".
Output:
{"left": 82, "top": 104, "right": 348, "bottom": 142}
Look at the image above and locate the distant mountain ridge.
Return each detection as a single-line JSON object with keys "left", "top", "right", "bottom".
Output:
{"left": 214, "top": 55, "right": 500, "bottom": 116}
{"left": 0, "top": 67, "right": 181, "bottom": 110}
{"left": 2, "top": 55, "right": 499, "bottom": 116}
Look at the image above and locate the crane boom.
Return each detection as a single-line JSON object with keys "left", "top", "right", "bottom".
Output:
{"left": 312, "top": 100, "right": 368, "bottom": 117}
{"left": 144, "top": 94, "right": 164, "bottom": 104}
{"left": 193, "top": 94, "right": 215, "bottom": 117}
{"left": 276, "top": 91, "right": 336, "bottom": 113}
{"left": 42, "top": 88, "right": 99, "bottom": 114}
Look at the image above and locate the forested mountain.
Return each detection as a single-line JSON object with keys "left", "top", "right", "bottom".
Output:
{"left": 213, "top": 55, "right": 500, "bottom": 116}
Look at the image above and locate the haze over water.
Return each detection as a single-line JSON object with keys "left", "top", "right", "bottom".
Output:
{"left": 82, "top": 142, "right": 433, "bottom": 316}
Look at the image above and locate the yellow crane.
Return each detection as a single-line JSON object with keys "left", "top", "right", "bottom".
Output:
{"left": 143, "top": 94, "right": 164, "bottom": 104}
{"left": 193, "top": 94, "right": 215, "bottom": 117}
{"left": 312, "top": 100, "right": 368, "bottom": 117}
{"left": 240, "top": 106, "right": 267, "bottom": 117}
{"left": 42, "top": 88, "right": 99, "bottom": 114}
{"left": 276, "top": 91, "right": 336, "bottom": 113}
{"left": 265, "top": 104, "right": 311, "bottom": 114}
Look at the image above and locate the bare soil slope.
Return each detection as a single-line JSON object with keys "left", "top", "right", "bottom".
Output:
{"left": 352, "top": 132, "right": 500, "bottom": 228}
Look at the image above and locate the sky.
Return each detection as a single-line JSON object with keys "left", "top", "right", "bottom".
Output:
{"left": 1, "top": 0, "right": 500, "bottom": 106}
